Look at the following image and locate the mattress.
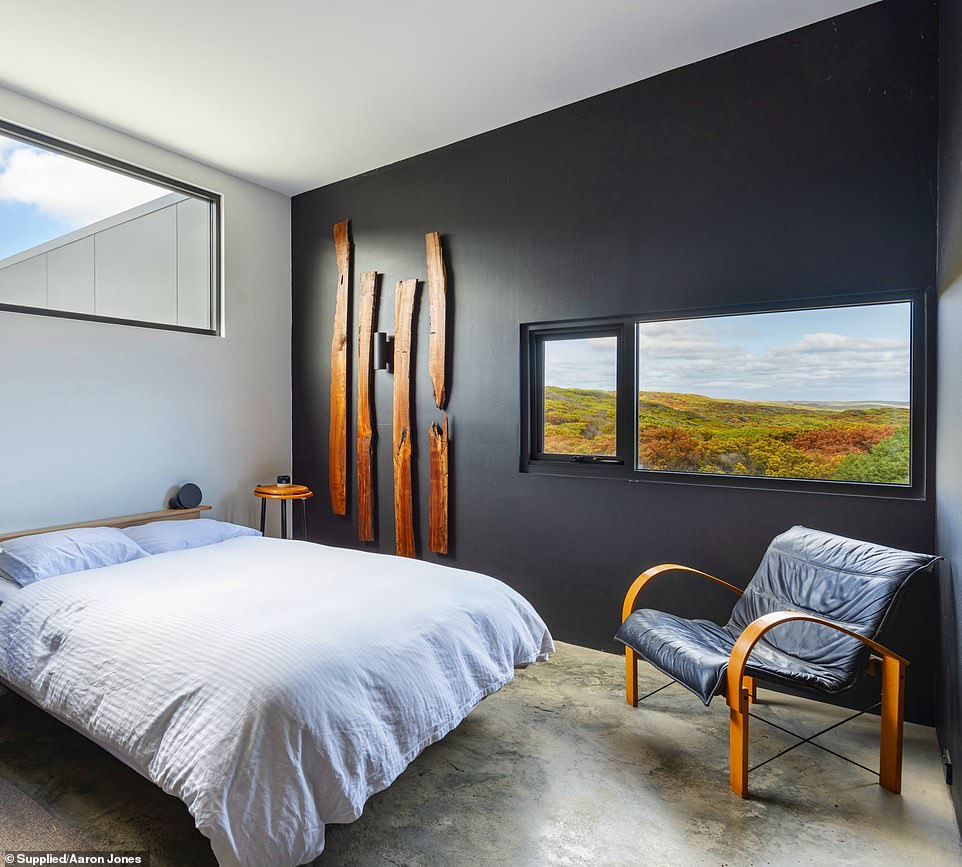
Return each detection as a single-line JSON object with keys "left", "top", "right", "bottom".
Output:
{"left": 0, "top": 536, "right": 552, "bottom": 866}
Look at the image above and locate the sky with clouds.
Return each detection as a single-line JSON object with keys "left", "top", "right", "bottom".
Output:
{"left": 545, "top": 336, "right": 619, "bottom": 391}
{"left": 545, "top": 302, "right": 911, "bottom": 403}
{"left": 0, "top": 134, "right": 169, "bottom": 260}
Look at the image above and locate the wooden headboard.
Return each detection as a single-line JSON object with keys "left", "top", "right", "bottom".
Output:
{"left": 0, "top": 506, "right": 211, "bottom": 544}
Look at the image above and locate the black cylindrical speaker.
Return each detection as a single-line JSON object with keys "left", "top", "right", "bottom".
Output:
{"left": 170, "top": 483, "right": 202, "bottom": 509}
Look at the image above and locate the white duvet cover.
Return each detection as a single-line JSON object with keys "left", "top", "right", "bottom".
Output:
{"left": 0, "top": 537, "right": 553, "bottom": 866}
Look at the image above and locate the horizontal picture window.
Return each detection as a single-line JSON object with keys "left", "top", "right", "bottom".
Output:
{"left": 521, "top": 293, "right": 925, "bottom": 496}
{"left": 636, "top": 303, "right": 912, "bottom": 485}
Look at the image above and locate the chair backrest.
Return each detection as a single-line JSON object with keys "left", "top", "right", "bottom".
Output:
{"left": 727, "top": 526, "right": 939, "bottom": 680}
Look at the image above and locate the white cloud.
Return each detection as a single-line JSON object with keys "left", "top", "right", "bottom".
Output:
{"left": 544, "top": 335, "right": 617, "bottom": 390}
{"left": 0, "top": 138, "right": 168, "bottom": 228}
{"left": 775, "top": 332, "right": 907, "bottom": 354}
{"left": 638, "top": 320, "right": 909, "bottom": 401}
{"left": 0, "top": 135, "right": 21, "bottom": 159}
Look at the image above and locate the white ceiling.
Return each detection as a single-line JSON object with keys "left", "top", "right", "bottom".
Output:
{"left": 0, "top": 1, "right": 877, "bottom": 196}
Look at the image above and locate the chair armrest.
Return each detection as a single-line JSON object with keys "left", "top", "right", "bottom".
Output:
{"left": 725, "top": 611, "right": 909, "bottom": 710}
{"left": 622, "top": 564, "right": 743, "bottom": 623}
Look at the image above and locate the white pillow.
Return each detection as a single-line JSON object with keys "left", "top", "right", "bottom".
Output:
{"left": 122, "top": 518, "right": 260, "bottom": 554}
{"left": 0, "top": 527, "right": 149, "bottom": 587}
{"left": 0, "top": 573, "right": 21, "bottom": 604}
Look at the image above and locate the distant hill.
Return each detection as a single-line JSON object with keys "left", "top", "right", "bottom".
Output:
{"left": 766, "top": 400, "right": 910, "bottom": 410}
{"left": 543, "top": 387, "right": 910, "bottom": 484}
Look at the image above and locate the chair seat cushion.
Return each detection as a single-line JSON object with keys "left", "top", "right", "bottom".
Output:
{"left": 616, "top": 611, "right": 733, "bottom": 705}
{"left": 616, "top": 609, "right": 853, "bottom": 705}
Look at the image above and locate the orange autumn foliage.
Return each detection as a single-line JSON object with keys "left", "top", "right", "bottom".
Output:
{"left": 637, "top": 426, "right": 703, "bottom": 471}
{"left": 791, "top": 425, "right": 896, "bottom": 458}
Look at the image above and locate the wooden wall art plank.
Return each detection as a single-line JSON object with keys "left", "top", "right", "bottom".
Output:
{"left": 329, "top": 219, "right": 350, "bottom": 515}
{"left": 356, "top": 270, "right": 379, "bottom": 542}
{"left": 425, "top": 232, "right": 447, "bottom": 409}
{"left": 393, "top": 278, "right": 419, "bottom": 558}
{"left": 429, "top": 414, "right": 449, "bottom": 554}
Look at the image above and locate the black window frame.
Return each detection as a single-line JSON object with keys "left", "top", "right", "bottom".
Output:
{"left": 0, "top": 119, "right": 222, "bottom": 336}
{"left": 520, "top": 289, "right": 927, "bottom": 499}
{"left": 522, "top": 320, "right": 630, "bottom": 475}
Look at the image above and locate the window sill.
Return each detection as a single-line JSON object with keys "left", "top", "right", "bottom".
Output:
{"left": 521, "top": 462, "right": 926, "bottom": 501}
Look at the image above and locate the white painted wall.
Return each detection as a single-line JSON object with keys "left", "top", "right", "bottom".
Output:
{"left": 0, "top": 85, "right": 292, "bottom": 534}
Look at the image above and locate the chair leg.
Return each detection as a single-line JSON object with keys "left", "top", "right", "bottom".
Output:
{"left": 626, "top": 647, "right": 638, "bottom": 707}
{"left": 744, "top": 675, "right": 757, "bottom": 703}
{"left": 879, "top": 655, "right": 905, "bottom": 794}
{"left": 730, "top": 686, "right": 750, "bottom": 798}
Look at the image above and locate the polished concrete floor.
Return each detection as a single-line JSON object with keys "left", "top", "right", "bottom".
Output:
{"left": 0, "top": 641, "right": 959, "bottom": 866}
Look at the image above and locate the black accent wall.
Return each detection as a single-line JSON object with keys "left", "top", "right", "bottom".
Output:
{"left": 293, "top": 1, "right": 940, "bottom": 723}
{"left": 937, "top": 0, "right": 962, "bottom": 832}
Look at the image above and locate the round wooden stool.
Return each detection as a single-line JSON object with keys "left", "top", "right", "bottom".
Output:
{"left": 254, "top": 484, "right": 313, "bottom": 539}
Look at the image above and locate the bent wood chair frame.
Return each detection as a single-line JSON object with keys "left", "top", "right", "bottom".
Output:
{"left": 621, "top": 564, "right": 908, "bottom": 799}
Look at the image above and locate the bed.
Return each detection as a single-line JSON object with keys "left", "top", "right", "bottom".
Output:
{"left": 0, "top": 510, "right": 553, "bottom": 867}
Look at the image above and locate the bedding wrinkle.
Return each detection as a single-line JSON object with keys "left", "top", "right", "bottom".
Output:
{"left": 0, "top": 537, "right": 552, "bottom": 867}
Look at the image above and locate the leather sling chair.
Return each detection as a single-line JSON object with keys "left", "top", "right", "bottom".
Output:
{"left": 615, "top": 526, "right": 939, "bottom": 799}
